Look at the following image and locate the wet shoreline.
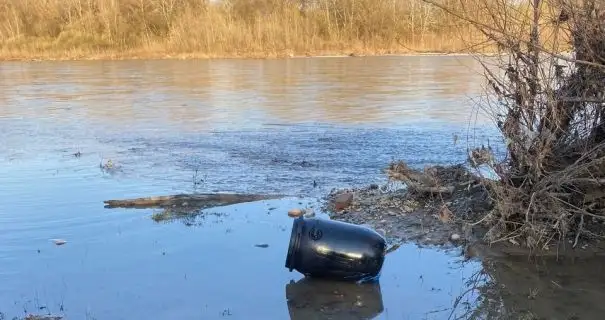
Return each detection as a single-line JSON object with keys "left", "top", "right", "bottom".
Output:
{"left": 0, "top": 52, "right": 487, "bottom": 63}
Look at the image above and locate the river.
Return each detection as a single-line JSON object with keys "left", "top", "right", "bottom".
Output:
{"left": 0, "top": 55, "right": 602, "bottom": 320}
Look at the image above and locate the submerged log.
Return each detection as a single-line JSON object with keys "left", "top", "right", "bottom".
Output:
{"left": 104, "top": 193, "right": 284, "bottom": 209}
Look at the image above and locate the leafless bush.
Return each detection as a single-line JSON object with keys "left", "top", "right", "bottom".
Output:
{"left": 425, "top": 0, "right": 605, "bottom": 249}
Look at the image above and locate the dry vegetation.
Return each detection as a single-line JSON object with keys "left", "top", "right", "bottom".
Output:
{"left": 419, "top": 0, "right": 605, "bottom": 251}
{"left": 0, "top": 0, "right": 553, "bottom": 60}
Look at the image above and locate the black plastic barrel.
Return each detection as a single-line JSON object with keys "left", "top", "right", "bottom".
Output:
{"left": 285, "top": 216, "right": 387, "bottom": 281}
{"left": 285, "top": 277, "right": 384, "bottom": 320}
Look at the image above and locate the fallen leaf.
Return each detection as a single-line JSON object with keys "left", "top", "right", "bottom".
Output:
{"left": 438, "top": 206, "right": 453, "bottom": 223}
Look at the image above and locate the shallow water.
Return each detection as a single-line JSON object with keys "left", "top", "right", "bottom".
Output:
{"left": 0, "top": 56, "right": 600, "bottom": 319}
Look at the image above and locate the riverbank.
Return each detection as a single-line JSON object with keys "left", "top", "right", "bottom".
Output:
{"left": 322, "top": 161, "right": 605, "bottom": 259}
{"left": 0, "top": 0, "right": 534, "bottom": 62}
{"left": 0, "top": 47, "right": 486, "bottom": 62}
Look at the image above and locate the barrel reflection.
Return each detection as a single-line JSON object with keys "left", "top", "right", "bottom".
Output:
{"left": 285, "top": 277, "right": 384, "bottom": 320}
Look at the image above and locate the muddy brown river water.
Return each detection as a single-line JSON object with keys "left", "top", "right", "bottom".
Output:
{"left": 0, "top": 56, "right": 603, "bottom": 319}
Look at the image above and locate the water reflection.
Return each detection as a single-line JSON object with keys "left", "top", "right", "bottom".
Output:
{"left": 476, "top": 254, "right": 605, "bottom": 319}
{"left": 0, "top": 56, "right": 520, "bottom": 320}
{"left": 285, "top": 277, "right": 384, "bottom": 320}
{"left": 0, "top": 56, "right": 490, "bottom": 131}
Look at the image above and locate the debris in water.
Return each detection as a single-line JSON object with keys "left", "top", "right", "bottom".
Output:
{"left": 104, "top": 193, "right": 283, "bottom": 209}
{"left": 24, "top": 314, "right": 63, "bottom": 320}
{"left": 255, "top": 243, "right": 269, "bottom": 248}
{"left": 51, "top": 239, "right": 67, "bottom": 246}
{"left": 386, "top": 243, "right": 401, "bottom": 254}
{"left": 285, "top": 217, "right": 386, "bottom": 281}
{"left": 288, "top": 208, "right": 305, "bottom": 217}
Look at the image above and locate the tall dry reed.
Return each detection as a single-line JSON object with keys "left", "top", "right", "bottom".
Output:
{"left": 0, "top": 0, "right": 509, "bottom": 60}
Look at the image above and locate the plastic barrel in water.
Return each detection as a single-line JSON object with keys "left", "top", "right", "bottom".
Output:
{"left": 285, "top": 216, "right": 387, "bottom": 281}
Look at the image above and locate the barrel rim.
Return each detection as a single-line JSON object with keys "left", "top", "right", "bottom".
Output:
{"left": 285, "top": 216, "right": 304, "bottom": 271}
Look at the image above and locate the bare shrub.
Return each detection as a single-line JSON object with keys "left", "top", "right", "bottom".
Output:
{"left": 425, "top": 0, "right": 605, "bottom": 249}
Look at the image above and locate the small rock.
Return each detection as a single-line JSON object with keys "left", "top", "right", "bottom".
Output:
{"left": 288, "top": 208, "right": 305, "bottom": 217}
{"left": 450, "top": 234, "right": 461, "bottom": 241}
{"left": 304, "top": 208, "right": 316, "bottom": 218}
{"left": 51, "top": 239, "right": 67, "bottom": 246}
{"left": 255, "top": 244, "right": 269, "bottom": 248}
{"left": 369, "top": 184, "right": 379, "bottom": 190}
{"left": 386, "top": 207, "right": 403, "bottom": 216}
{"left": 334, "top": 193, "right": 353, "bottom": 211}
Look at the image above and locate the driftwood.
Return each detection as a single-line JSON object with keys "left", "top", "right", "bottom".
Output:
{"left": 386, "top": 161, "right": 455, "bottom": 195}
{"left": 104, "top": 193, "right": 284, "bottom": 209}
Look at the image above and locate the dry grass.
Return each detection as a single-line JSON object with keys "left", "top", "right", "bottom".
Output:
{"left": 0, "top": 0, "right": 539, "bottom": 60}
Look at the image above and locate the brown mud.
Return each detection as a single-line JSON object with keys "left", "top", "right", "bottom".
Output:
{"left": 322, "top": 164, "right": 489, "bottom": 248}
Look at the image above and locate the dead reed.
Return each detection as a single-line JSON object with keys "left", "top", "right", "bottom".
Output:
{"left": 0, "top": 0, "right": 519, "bottom": 60}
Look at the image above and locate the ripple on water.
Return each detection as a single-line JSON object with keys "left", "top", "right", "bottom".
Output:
{"left": 0, "top": 56, "right": 505, "bottom": 319}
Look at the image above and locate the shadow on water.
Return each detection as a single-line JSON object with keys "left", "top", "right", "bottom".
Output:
{"left": 472, "top": 255, "right": 605, "bottom": 320}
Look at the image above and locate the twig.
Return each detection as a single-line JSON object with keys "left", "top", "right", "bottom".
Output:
{"left": 573, "top": 214, "right": 584, "bottom": 248}
{"left": 550, "top": 194, "right": 605, "bottom": 219}
{"left": 489, "top": 228, "right": 524, "bottom": 245}
{"left": 525, "top": 192, "right": 537, "bottom": 223}
{"left": 468, "top": 212, "right": 492, "bottom": 226}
